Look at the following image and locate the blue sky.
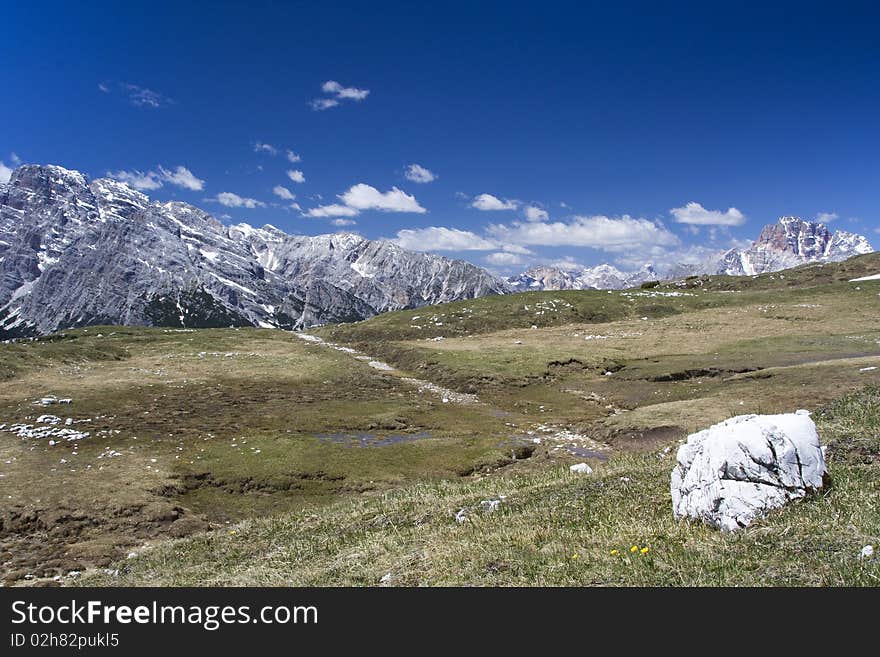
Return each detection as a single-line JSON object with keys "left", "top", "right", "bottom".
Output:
{"left": 2, "top": 1, "right": 878, "bottom": 274}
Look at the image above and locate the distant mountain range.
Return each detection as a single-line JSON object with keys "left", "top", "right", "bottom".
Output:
{"left": 509, "top": 216, "right": 874, "bottom": 291}
{"left": 0, "top": 165, "right": 506, "bottom": 338}
{"left": 1, "top": 164, "right": 874, "bottom": 336}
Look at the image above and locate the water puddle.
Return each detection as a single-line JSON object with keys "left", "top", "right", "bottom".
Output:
{"left": 313, "top": 431, "right": 433, "bottom": 448}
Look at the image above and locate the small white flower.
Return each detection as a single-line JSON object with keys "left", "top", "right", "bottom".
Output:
{"left": 860, "top": 545, "right": 875, "bottom": 559}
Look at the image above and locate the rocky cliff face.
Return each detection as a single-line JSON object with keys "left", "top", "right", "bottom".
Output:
{"left": 687, "top": 217, "right": 873, "bottom": 277}
{"left": 0, "top": 165, "right": 509, "bottom": 337}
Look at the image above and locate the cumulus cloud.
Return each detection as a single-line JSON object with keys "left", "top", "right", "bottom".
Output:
{"left": 287, "top": 169, "right": 306, "bottom": 183}
{"left": 311, "top": 80, "right": 370, "bottom": 110}
{"left": 394, "top": 227, "right": 498, "bottom": 251}
{"left": 157, "top": 165, "right": 204, "bottom": 191}
{"left": 486, "top": 252, "right": 526, "bottom": 266}
{"left": 305, "top": 203, "right": 360, "bottom": 218}
{"left": 107, "top": 169, "right": 163, "bottom": 190}
{"left": 253, "top": 142, "right": 278, "bottom": 156}
{"left": 211, "top": 192, "right": 266, "bottom": 208}
{"left": 670, "top": 202, "right": 745, "bottom": 226}
{"left": 305, "top": 182, "right": 427, "bottom": 220}
{"left": 524, "top": 205, "right": 549, "bottom": 222}
{"left": 404, "top": 164, "right": 437, "bottom": 183}
{"left": 273, "top": 185, "right": 296, "bottom": 200}
{"left": 108, "top": 165, "right": 204, "bottom": 191}
{"left": 340, "top": 184, "right": 426, "bottom": 213}
{"left": 286, "top": 149, "right": 301, "bottom": 163}
{"left": 310, "top": 98, "right": 339, "bottom": 111}
{"left": 816, "top": 212, "right": 839, "bottom": 223}
{"left": 331, "top": 218, "right": 357, "bottom": 226}
{"left": 472, "top": 193, "right": 518, "bottom": 211}
{"left": 321, "top": 80, "right": 370, "bottom": 100}
{"left": 487, "top": 215, "right": 679, "bottom": 252}
{"left": 0, "top": 161, "right": 12, "bottom": 183}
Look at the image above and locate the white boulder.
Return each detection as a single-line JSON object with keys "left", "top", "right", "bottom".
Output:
{"left": 569, "top": 462, "right": 593, "bottom": 475}
{"left": 671, "top": 410, "right": 825, "bottom": 531}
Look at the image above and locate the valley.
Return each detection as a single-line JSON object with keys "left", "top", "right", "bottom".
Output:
{"left": 1, "top": 254, "right": 879, "bottom": 585}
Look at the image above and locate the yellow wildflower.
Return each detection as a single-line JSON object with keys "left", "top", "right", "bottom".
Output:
{"left": 640, "top": 546, "right": 650, "bottom": 555}
{"left": 630, "top": 545, "right": 639, "bottom": 553}
{"left": 610, "top": 549, "right": 619, "bottom": 556}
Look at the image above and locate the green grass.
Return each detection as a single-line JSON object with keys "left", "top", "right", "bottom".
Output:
{"left": 78, "top": 386, "right": 880, "bottom": 586}
{"left": 5, "top": 254, "right": 880, "bottom": 585}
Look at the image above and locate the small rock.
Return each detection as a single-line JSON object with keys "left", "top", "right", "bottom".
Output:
{"left": 480, "top": 499, "right": 501, "bottom": 512}
{"left": 570, "top": 463, "right": 593, "bottom": 475}
{"left": 860, "top": 545, "right": 875, "bottom": 559}
{"left": 454, "top": 508, "right": 468, "bottom": 524}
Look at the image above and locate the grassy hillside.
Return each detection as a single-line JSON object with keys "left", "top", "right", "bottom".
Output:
{"left": 80, "top": 386, "right": 880, "bottom": 586}
{"left": 3, "top": 253, "right": 880, "bottom": 585}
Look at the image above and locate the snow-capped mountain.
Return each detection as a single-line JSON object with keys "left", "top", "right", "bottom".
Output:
{"left": 512, "top": 217, "right": 874, "bottom": 289}
{"left": 0, "top": 164, "right": 508, "bottom": 337}
{"left": 673, "top": 217, "right": 874, "bottom": 277}
{"left": 508, "top": 263, "right": 658, "bottom": 291}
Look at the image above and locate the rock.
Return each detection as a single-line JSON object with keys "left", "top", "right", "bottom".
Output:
{"left": 0, "top": 165, "right": 509, "bottom": 338}
{"left": 860, "top": 545, "right": 875, "bottom": 559}
{"left": 671, "top": 410, "right": 826, "bottom": 531}
{"left": 569, "top": 463, "right": 593, "bottom": 475}
{"left": 480, "top": 499, "right": 501, "bottom": 512}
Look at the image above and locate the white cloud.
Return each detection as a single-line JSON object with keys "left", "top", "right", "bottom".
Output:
{"left": 340, "top": 184, "right": 426, "bottom": 213}
{"left": 305, "top": 203, "right": 360, "bottom": 218}
{"left": 9, "top": 152, "right": 21, "bottom": 165}
{"left": 487, "top": 215, "right": 679, "bottom": 251}
{"left": 286, "top": 149, "right": 301, "bottom": 163}
{"left": 331, "top": 218, "right": 357, "bottom": 226}
{"left": 287, "top": 169, "right": 306, "bottom": 183}
{"left": 816, "top": 212, "right": 839, "bottom": 223}
{"left": 98, "top": 82, "right": 110, "bottom": 93}
{"left": 394, "top": 227, "right": 497, "bottom": 251}
{"left": 321, "top": 80, "right": 370, "bottom": 100}
{"left": 158, "top": 165, "right": 204, "bottom": 191}
{"left": 524, "top": 205, "right": 549, "bottom": 222}
{"left": 549, "top": 257, "right": 585, "bottom": 271}
{"left": 670, "top": 202, "right": 745, "bottom": 226}
{"left": 310, "top": 98, "right": 340, "bottom": 111}
{"left": 108, "top": 165, "right": 204, "bottom": 191}
{"left": 472, "top": 193, "right": 518, "bottom": 211}
{"left": 212, "top": 192, "right": 266, "bottom": 208}
{"left": 107, "top": 169, "right": 163, "bottom": 190}
{"left": 404, "top": 164, "right": 437, "bottom": 183}
{"left": 273, "top": 185, "right": 296, "bottom": 200}
{"left": 0, "top": 161, "right": 12, "bottom": 183}
{"left": 311, "top": 80, "right": 370, "bottom": 110}
{"left": 486, "top": 252, "right": 526, "bottom": 266}
{"left": 254, "top": 142, "right": 278, "bottom": 156}
{"left": 122, "top": 83, "right": 172, "bottom": 108}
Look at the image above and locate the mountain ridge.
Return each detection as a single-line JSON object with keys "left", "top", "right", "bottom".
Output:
{"left": 0, "top": 164, "right": 508, "bottom": 337}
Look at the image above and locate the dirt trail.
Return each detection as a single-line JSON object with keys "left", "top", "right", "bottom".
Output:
{"left": 294, "top": 332, "right": 480, "bottom": 404}
{"left": 294, "top": 331, "right": 610, "bottom": 457}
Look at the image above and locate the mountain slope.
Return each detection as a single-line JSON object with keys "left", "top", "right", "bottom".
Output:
{"left": 0, "top": 165, "right": 508, "bottom": 337}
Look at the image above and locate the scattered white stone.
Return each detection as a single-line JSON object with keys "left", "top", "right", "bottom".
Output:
{"left": 379, "top": 573, "right": 394, "bottom": 584}
{"left": 480, "top": 499, "right": 501, "bottom": 512}
{"left": 454, "top": 508, "right": 468, "bottom": 524}
{"left": 860, "top": 545, "right": 875, "bottom": 559}
{"left": 671, "top": 410, "right": 826, "bottom": 531}
{"left": 367, "top": 360, "right": 394, "bottom": 371}
{"left": 859, "top": 366, "right": 877, "bottom": 372}
{"left": 569, "top": 463, "right": 593, "bottom": 475}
